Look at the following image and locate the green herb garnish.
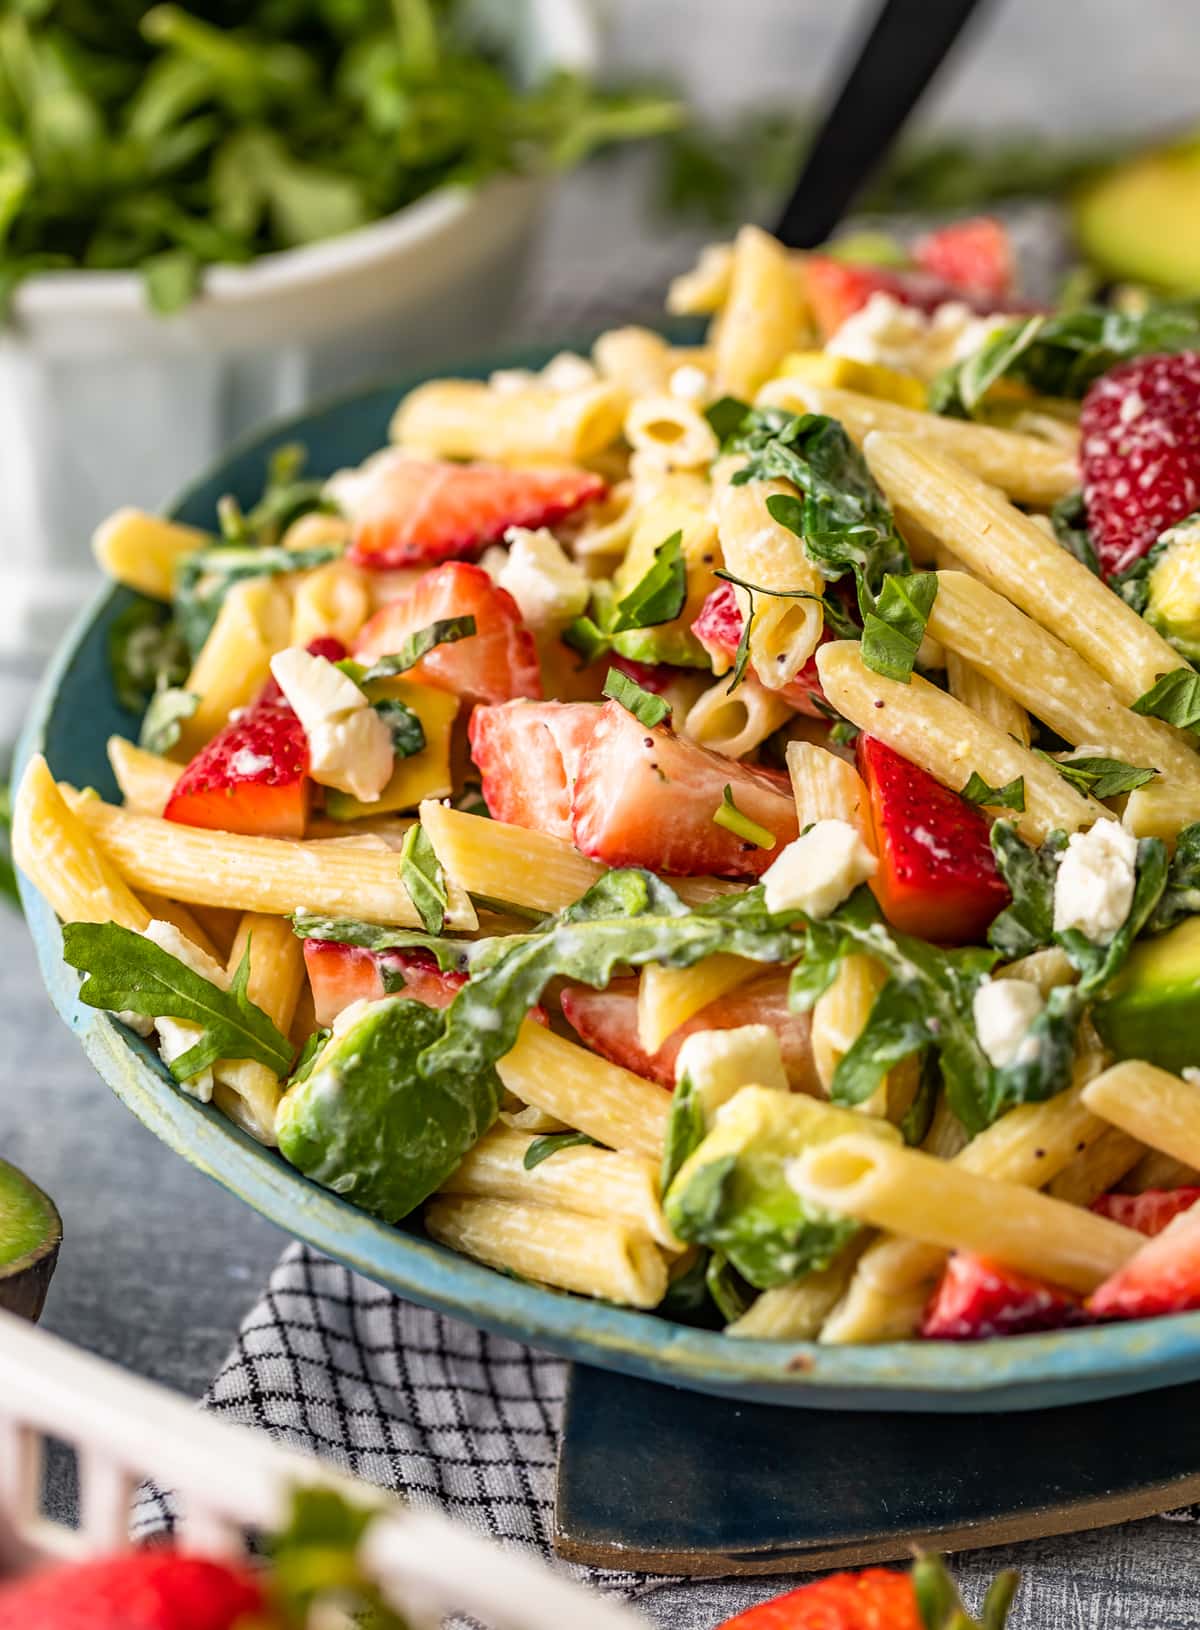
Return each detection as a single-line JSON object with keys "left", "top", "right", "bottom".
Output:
{"left": 399, "top": 823, "right": 447, "bottom": 936}
{"left": 1132, "top": 669, "right": 1200, "bottom": 732}
{"left": 960, "top": 772, "right": 1026, "bottom": 812}
{"left": 713, "top": 784, "right": 776, "bottom": 850}
{"left": 522, "top": 1130, "right": 601, "bottom": 1170}
{"left": 138, "top": 685, "right": 198, "bottom": 754}
{"left": 1038, "top": 752, "right": 1159, "bottom": 801}
{"left": 602, "top": 667, "right": 671, "bottom": 728}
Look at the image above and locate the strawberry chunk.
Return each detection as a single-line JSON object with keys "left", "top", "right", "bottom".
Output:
{"left": 304, "top": 939, "right": 465, "bottom": 1026}
{"left": 921, "top": 1252, "right": 1083, "bottom": 1340}
{"left": 803, "top": 255, "right": 1016, "bottom": 340}
{"left": 468, "top": 700, "right": 597, "bottom": 840}
{"left": 715, "top": 1568, "right": 921, "bottom": 1630}
{"left": 571, "top": 700, "right": 798, "bottom": 878}
{"left": 339, "top": 450, "right": 606, "bottom": 568}
{"left": 1089, "top": 1202, "right": 1200, "bottom": 1319}
{"left": 0, "top": 1550, "right": 266, "bottom": 1630}
{"left": 1092, "top": 1186, "right": 1200, "bottom": 1237}
{"left": 691, "top": 581, "right": 827, "bottom": 714}
{"left": 913, "top": 216, "right": 1014, "bottom": 299}
{"left": 857, "top": 734, "right": 1009, "bottom": 944}
{"left": 354, "top": 561, "right": 542, "bottom": 706}
{"left": 561, "top": 973, "right": 816, "bottom": 1090}
{"left": 1080, "top": 352, "right": 1200, "bottom": 577}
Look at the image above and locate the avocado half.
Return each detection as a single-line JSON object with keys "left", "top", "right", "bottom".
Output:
{"left": 0, "top": 1159, "right": 61, "bottom": 1321}
{"left": 1075, "top": 142, "right": 1200, "bottom": 293}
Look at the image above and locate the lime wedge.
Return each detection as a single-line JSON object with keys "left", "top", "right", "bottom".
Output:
{"left": 0, "top": 1159, "right": 61, "bottom": 1321}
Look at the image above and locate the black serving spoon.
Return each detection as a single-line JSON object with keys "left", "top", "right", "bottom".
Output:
{"left": 775, "top": 0, "right": 993, "bottom": 249}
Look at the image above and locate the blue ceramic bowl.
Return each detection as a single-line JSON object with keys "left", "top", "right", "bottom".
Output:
{"left": 19, "top": 347, "right": 1200, "bottom": 1412}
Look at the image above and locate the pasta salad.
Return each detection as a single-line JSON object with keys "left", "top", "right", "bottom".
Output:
{"left": 19, "top": 216, "right": 1200, "bottom": 1344}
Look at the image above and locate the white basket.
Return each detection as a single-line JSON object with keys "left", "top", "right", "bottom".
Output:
{"left": 0, "top": 1308, "right": 645, "bottom": 1629}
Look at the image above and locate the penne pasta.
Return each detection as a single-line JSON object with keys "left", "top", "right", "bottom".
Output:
{"left": 1083, "top": 1061, "right": 1200, "bottom": 1173}
{"left": 390, "top": 378, "right": 626, "bottom": 463}
{"left": 785, "top": 741, "right": 869, "bottom": 833}
{"left": 636, "top": 955, "right": 758, "bottom": 1056}
{"left": 1123, "top": 778, "right": 1200, "bottom": 841}
{"left": 592, "top": 326, "right": 673, "bottom": 396}
{"left": 624, "top": 394, "right": 718, "bottom": 470}
{"left": 211, "top": 913, "right": 306, "bottom": 1147}
{"left": 178, "top": 578, "right": 292, "bottom": 758}
{"left": 714, "top": 226, "right": 804, "bottom": 399}
{"left": 138, "top": 893, "right": 222, "bottom": 963}
{"left": 682, "top": 673, "right": 794, "bottom": 760}
{"left": 944, "top": 651, "right": 1031, "bottom": 748}
{"left": 107, "top": 736, "right": 182, "bottom": 816}
{"left": 726, "top": 1246, "right": 864, "bottom": 1340}
{"left": 666, "top": 242, "right": 734, "bottom": 316}
{"left": 92, "top": 508, "right": 210, "bottom": 600}
{"left": 288, "top": 557, "right": 372, "bottom": 648}
{"left": 12, "top": 756, "right": 150, "bottom": 932}
{"left": 1046, "top": 1126, "right": 1145, "bottom": 1206}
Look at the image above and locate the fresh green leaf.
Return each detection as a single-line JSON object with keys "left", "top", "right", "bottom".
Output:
{"left": 898, "top": 1049, "right": 939, "bottom": 1147}
{"left": 705, "top": 1251, "right": 754, "bottom": 1323}
{"left": 1146, "top": 823, "right": 1200, "bottom": 935}
{"left": 355, "top": 616, "right": 477, "bottom": 683}
{"left": 290, "top": 912, "right": 468, "bottom": 973}
{"left": 961, "top": 772, "right": 1026, "bottom": 812}
{"left": 108, "top": 597, "right": 189, "bottom": 712}
{"left": 267, "top": 1466, "right": 410, "bottom": 1629}
{"left": 399, "top": 823, "right": 446, "bottom": 935}
{"left": 174, "top": 543, "right": 338, "bottom": 657}
{"left": 602, "top": 667, "right": 671, "bottom": 728}
{"left": 829, "top": 720, "right": 860, "bottom": 747}
{"left": 1055, "top": 838, "right": 1168, "bottom": 997}
{"left": 373, "top": 698, "right": 425, "bottom": 758}
{"left": 988, "top": 820, "right": 1068, "bottom": 959}
{"left": 562, "top": 612, "right": 613, "bottom": 664}
{"left": 704, "top": 394, "right": 750, "bottom": 441}
{"left": 138, "top": 685, "right": 197, "bottom": 754}
{"left": 1132, "top": 668, "right": 1200, "bottom": 732}
{"left": 858, "top": 570, "right": 938, "bottom": 684}
{"left": 610, "top": 531, "right": 687, "bottom": 633}
{"left": 1039, "top": 752, "right": 1158, "bottom": 801}
{"left": 1050, "top": 490, "right": 1100, "bottom": 577}
{"left": 288, "top": 1027, "right": 330, "bottom": 1088}
{"left": 661, "top": 1071, "right": 708, "bottom": 1193}
{"left": 62, "top": 922, "right": 292, "bottom": 1079}
{"left": 522, "top": 1130, "right": 601, "bottom": 1170}
{"left": 712, "top": 783, "right": 776, "bottom": 850}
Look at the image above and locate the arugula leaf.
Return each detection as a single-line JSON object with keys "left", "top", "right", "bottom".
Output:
{"left": 522, "top": 1130, "right": 601, "bottom": 1170}
{"left": 288, "top": 1027, "right": 330, "bottom": 1088}
{"left": 216, "top": 444, "right": 336, "bottom": 549}
{"left": 174, "top": 543, "right": 337, "bottom": 657}
{"left": 1039, "top": 753, "right": 1159, "bottom": 801}
{"left": 108, "top": 597, "right": 189, "bottom": 713}
{"left": 661, "top": 1072, "right": 708, "bottom": 1192}
{"left": 1132, "top": 669, "right": 1200, "bottom": 732}
{"left": 610, "top": 531, "right": 687, "bottom": 633}
{"left": 1146, "top": 823, "right": 1200, "bottom": 935}
{"left": 290, "top": 913, "right": 469, "bottom": 973}
{"left": 353, "top": 617, "right": 477, "bottom": 684}
{"left": 961, "top": 772, "right": 1026, "bottom": 813}
{"left": 858, "top": 571, "right": 937, "bottom": 684}
{"left": 138, "top": 686, "right": 197, "bottom": 754}
{"left": 1050, "top": 491, "right": 1101, "bottom": 578}
{"left": 713, "top": 784, "right": 777, "bottom": 850}
{"left": 898, "top": 1049, "right": 939, "bottom": 1147}
{"left": 704, "top": 395, "right": 751, "bottom": 441}
{"left": 373, "top": 698, "right": 425, "bottom": 758}
{"left": 602, "top": 667, "right": 671, "bottom": 728}
{"left": 399, "top": 823, "right": 447, "bottom": 936}
{"left": 705, "top": 1252, "right": 754, "bottom": 1323}
{"left": 62, "top": 922, "right": 292, "bottom": 1079}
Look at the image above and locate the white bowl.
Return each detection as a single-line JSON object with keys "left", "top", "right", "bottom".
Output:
{"left": 0, "top": 0, "right": 596, "bottom": 661}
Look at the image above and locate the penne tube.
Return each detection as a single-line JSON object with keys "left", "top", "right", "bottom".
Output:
{"left": 927, "top": 572, "right": 1200, "bottom": 786}
{"left": 666, "top": 242, "right": 734, "bottom": 316}
{"left": 212, "top": 913, "right": 306, "bottom": 1147}
{"left": 1123, "top": 1148, "right": 1200, "bottom": 1194}
{"left": 995, "top": 946, "right": 1077, "bottom": 997}
{"left": 281, "top": 511, "right": 351, "bottom": 552}
{"left": 12, "top": 756, "right": 149, "bottom": 932}
{"left": 726, "top": 1245, "right": 864, "bottom": 1340}
{"left": 785, "top": 741, "right": 869, "bottom": 834}
{"left": 178, "top": 578, "right": 292, "bottom": 758}
{"left": 496, "top": 1020, "right": 669, "bottom": 1162}
{"left": 624, "top": 394, "right": 718, "bottom": 471}
{"left": 1046, "top": 1126, "right": 1145, "bottom": 1206}
{"left": 107, "top": 737, "right": 181, "bottom": 815}
{"left": 61, "top": 789, "right": 477, "bottom": 929}
{"left": 288, "top": 558, "right": 372, "bottom": 648}
{"left": 811, "top": 955, "right": 885, "bottom": 1097}
{"left": 682, "top": 673, "right": 794, "bottom": 760}
{"left": 592, "top": 326, "right": 673, "bottom": 395}
{"left": 863, "top": 432, "right": 1189, "bottom": 707}
{"left": 1083, "top": 1061, "right": 1200, "bottom": 1173}
{"left": 791, "top": 1133, "right": 1141, "bottom": 1294}
{"left": 439, "top": 1125, "right": 679, "bottom": 1249}
{"left": 424, "top": 1196, "right": 668, "bottom": 1309}
{"left": 636, "top": 954, "right": 758, "bottom": 1056}
{"left": 1123, "top": 778, "right": 1200, "bottom": 841}
{"left": 816, "top": 641, "right": 1100, "bottom": 843}
{"left": 92, "top": 508, "right": 209, "bottom": 600}
{"left": 714, "top": 225, "right": 804, "bottom": 398}
{"left": 944, "top": 651, "right": 1031, "bottom": 748}
{"left": 759, "top": 381, "right": 1078, "bottom": 508}
{"left": 390, "top": 379, "right": 626, "bottom": 463}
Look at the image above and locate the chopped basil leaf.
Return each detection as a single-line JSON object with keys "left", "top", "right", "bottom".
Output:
{"left": 174, "top": 543, "right": 338, "bottom": 657}
{"left": 704, "top": 395, "right": 751, "bottom": 442}
{"left": 1147, "top": 823, "right": 1200, "bottom": 935}
{"left": 288, "top": 1027, "right": 331, "bottom": 1088}
{"left": 960, "top": 772, "right": 1026, "bottom": 812}
{"left": 357, "top": 616, "right": 477, "bottom": 683}
{"left": 602, "top": 667, "right": 671, "bottom": 727}
{"left": 373, "top": 698, "right": 425, "bottom": 758}
{"left": 108, "top": 597, "right": 190, "bottom": 713}
{"left": 399, "top": 823, "right": 447, "bottom": 935}
{"left": 858, "top": 571, "right": 938, "bottom": 684}
{"left": 1050, "top": 490, "right": 1101, "bottom": 577}
{"left": 139, "top": 685, "right": 198, "bottom": 754}
{"left": 1132, "top": 668, "right": 1200, "bottom": 732}
{"left": 1039, "top": 752, "right": 1159, "bottom": 800}
{"left": 706, "top": 1251, "right": 754, "bottom": 1323}
{"left": 562, "top": 612, "right": 613, "bottom": 663}
{"left": 610, "top": 531, "right": 687, "bottom": 632}
{"left": 829, "top": 720, "right": 861, "bottom": 747}
{"left": 712, "top": 783, "right": 777, "bottom": 849}
{"left": 522, "top": 1130, "right": 601, "bottom": 1170}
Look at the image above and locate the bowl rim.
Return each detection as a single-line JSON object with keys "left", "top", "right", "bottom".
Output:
{"left": 18, "top": 350, "right": 1200, "bottom": 1413}
{"left": 8, "top": 0, "right": 596, "bottom": 322}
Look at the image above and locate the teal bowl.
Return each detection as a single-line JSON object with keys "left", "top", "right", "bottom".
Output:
{"left": 19, "top": 345, "right": 1200, "bottom": 1412}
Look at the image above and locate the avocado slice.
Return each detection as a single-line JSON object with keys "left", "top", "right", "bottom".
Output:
{"left": 610, "top": 474, "right": 721, "bottom": 669}
{"left": 323, "top": 677, "right": 458, "bottom": 821}
{"left": 0, "top": 1159, "right": 61, "bottom": 1321}
{"left": 663, "top": 1085, "right": 901, "bottom": 1289}
{"left": 1075, "top": 142, "right": 1200, "bottom": 293}
{"left": 1094, "top": 915, "right": 1200, "bottom": 1073}
{"left": 1145, "top": 515, "right": 1200, "bottom": 661}
{"left": 276, "top": 996, "right": 502, "bottom": 1222}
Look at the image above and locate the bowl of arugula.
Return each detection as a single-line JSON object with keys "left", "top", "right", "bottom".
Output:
{"left": 0, "top": 0, "right": 678, "bottom": 656}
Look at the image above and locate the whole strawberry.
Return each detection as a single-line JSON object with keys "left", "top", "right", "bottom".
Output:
{"left": 715, "top": 1553, "right": 1018, "bottom": 1630}
{"left": 0, "top": 1550, "right": 269, "bottom": 1630}
{"left": 1080, "top": 350, "right": 1200, "bottom": 577}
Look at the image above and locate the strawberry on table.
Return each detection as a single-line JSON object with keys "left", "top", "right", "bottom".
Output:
{"left": 0, "top": 1550, "right": 268, "bottom": 1630}
{"left": 715, "top": 1554, "right": 1018, "bottom": 1630}
{"left": 468, "top": 699, "right": 597, "bottom": 841}
{"left": 1089, "top": 1200, "right": 1200, "bottom": 1319}
{"left": 561, "top": 972, "right": 816, "bottom": 1090}
{"left": 331, "top": 449, "right": 606, "bottom": 568}
{"left": 1091, "top": 1186, "right": 1200, "bottom": 1237}
{"left": 571, "top": 699, "right": 798, "bottom": 878}
{"left": 354, "top": 561, "right": 542, "bottom": 706}
{"left": 857, "top": 735, "right": 1010, "bottom": 944}
{"left": 913, "top": 216, "right": 1014, "bottom": 299}
{"left": 691, "top": 581, "right": 828, "bottom": 714}
{"left": 1080, "top": 351, "right": 1200, "bottom": 577}
{"left": 921, "top": 1252, "right": 1083, "bottom": 1340}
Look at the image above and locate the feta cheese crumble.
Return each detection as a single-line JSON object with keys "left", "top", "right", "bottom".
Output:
{"left": 497, "top": 526, "right": 589, "bottom": 633}
{"left": 826, "top": 293, "right": 1011, "bottom": 383}
{"left": 762, "top": 819, "right": 877, "bottom": 920}
{"left": 669, "top": 363, "right": 710, "bottom": 402}
{"left": 1052, "top": 818, "right": 1139, "bottom": 944}
{"left": 972, "top": 977, "right": 1045, "bottom": 1070}
{"left": 674, "top": 1024, "right": 788, "bottom": 1119}
{"left": 270, "top": 647, "right": 393, "bottom": 804}
{"left": 1183, "top": 1067, "right": 1200, "bottom": 1087}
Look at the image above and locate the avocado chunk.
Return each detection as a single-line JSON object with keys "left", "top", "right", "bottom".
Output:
{"left": 1075, "top": 143, "right": 1200, "bottom": 293}
{"left": 663, "top": 1085, "right": 901, "bottom": 1289}
{"left": 610, "top": 475, "right": 721, "bottom": 669}
{"left": 0, "top": 1159, "right": 61, "bottom": 1321}
{"left": 1094, "top": 915, "right": 1200, "bottom": 1074}
{"left": 1145, "top": 514, "right": 1200, "bottom": 661}
{"left": 276, "top": 996, "right": 502, "bottom": 1222}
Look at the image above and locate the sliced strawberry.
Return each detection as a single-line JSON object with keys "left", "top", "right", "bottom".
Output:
{"left": 468, "top": 700, "right": 597, "bottom": 840}
{"left": 691, "top": 581, "right": 827, "bottom": 714}
{"left": 921, "top": 1252, "right": 1084, "bottom": 1340}
{"left": 571, "top": 700, "right": 798, "bottom": 879}
{"left": 857, "top": 734, "right": 1009, "bottom": 944}
{"left": 804, "top": 255, "right": 1015, "bottom": 340}
{"left": 1092, "top": 1187, "right": 1200, "bottom": 1237}
{"left": 304, "top": 939, "right": 466, "bottom": 1026}
{"left": 0, "top": 1549, "right": 266, "bottom": 1630}
{"left": 340, "top": 450, "right": 606, "bottom": 568}
{"left": 1089, "top": 1202, "right": 1200, "bottom": 1319}
{"left": 561, "top": 973, "right": 816, "bottom": 1090}
{"left": 715, "top": 1568, "right": 921, "bottom": 1630}
{"left": 354, "top": 561, "right": 542, "bottom": 706}
{"left": 1080, "top": 352, "right": 1200, "bottom": 577}
{"left": 913, "top": 216, "right": 1014, "bottom": 299}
